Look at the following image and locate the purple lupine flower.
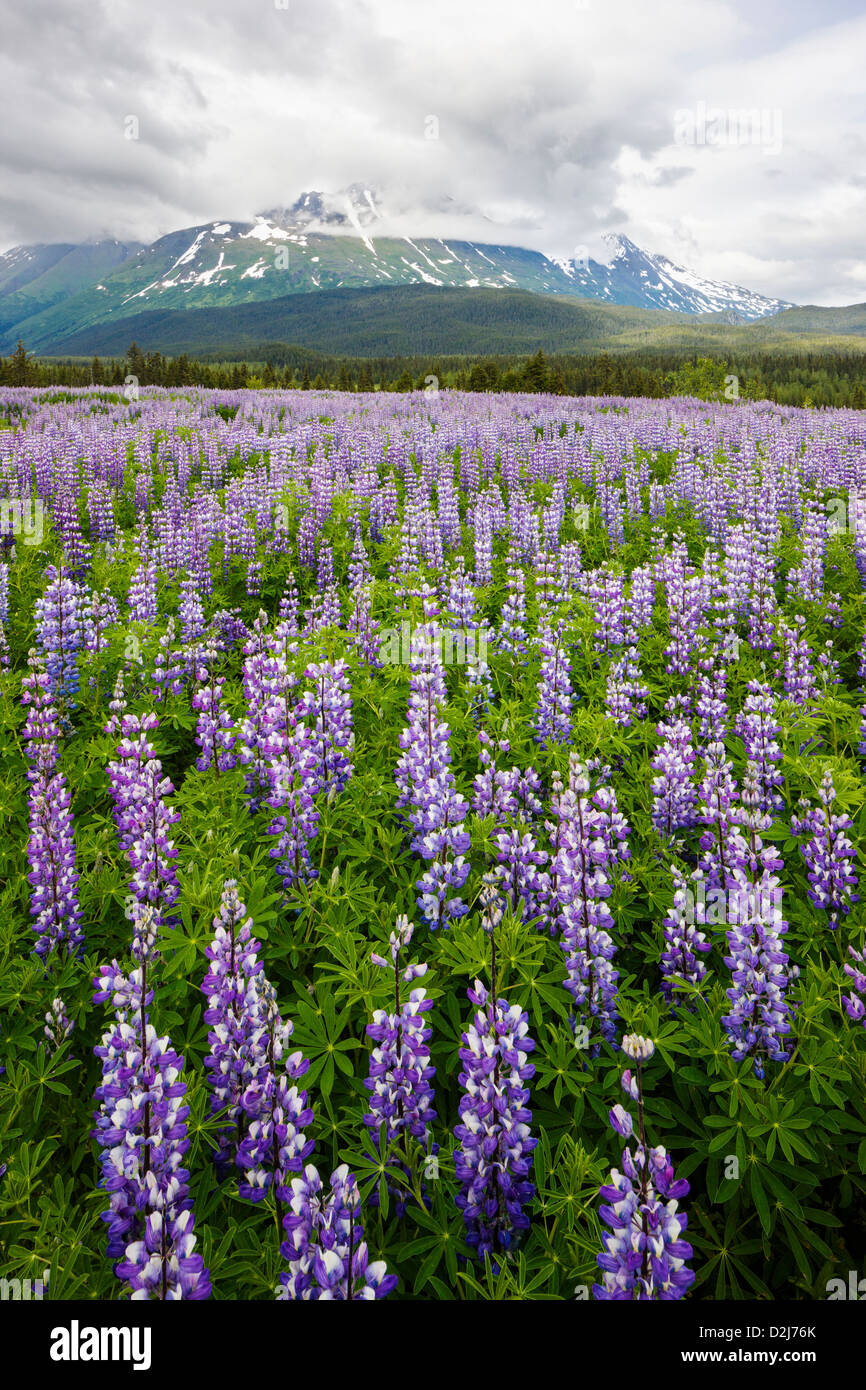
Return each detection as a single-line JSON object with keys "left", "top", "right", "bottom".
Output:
{"left": 695, "top": 652, "right": 729, "bottom": 747}
{"left": 664, "top": 572, "right": 705, "bottom": 676}
{"left": 842, "top": 946, "right": 866, "bottom": 1031}
{"left": 237, "top": 612, "right": 282, "bottom": 811}
{"left": 80, "top": 587, "right": 119, "bottom": 660}
{"left": 746, "top": 542, "right": 778, "bottom": 655}
{"left": 492, "top": 827, "right": 549, "bottom": 927}
{"left": 472, "top": 728, "right": 519, "bottom": 822}
{"left": 296, "top": 659, "right": 354, "bottom": 797}
{"left": 104, "top": 671, "right": 127, "bottom": 736}
{"left": 192, "top": 646, "right": 236, "bottom": 773}
{"left": 93, "top": 905, "right": 211, "bottom": 1299}
{"left": 394, "top": 591, "right": 470, "bottom": 928}
{"left": 623, "top": 565, "right": 655, "bottom": 643}
{"left": 266, "top": 721, "right": 322, "bottom": 892}
{"left": 548, "top": 757, "right": 626, "bottom": 1047}
{"left": 235, "top": 977, "right": 315, "bottom": 1221}
{"left": 651, "top": 696, "right": 698, "bottom": 838}
{"left": 277, "top": 1164, "right": 397, "bottom": 1300}
{"left": 534, "top": 620, "right": 573, "bottom": 749}
{"left": 720, "top": 769, "right": 796, "bottom": 1079}
{"left": 734, "top": 681, "right": 784, "bottom": 818}
{"left": 44, "top": 996, "right": 74, "bottom": 1055}
{"left": 178, "top": 576, "right": 205, "bottom": 645}
{"left": 791, "top": 769, "right": 859, "bottom": 930}
{"left": 347, "top": 580, "right": 381, "bottom": 666}
{"left": 786, "top": 498, "right": 827, "bottom": 604}
{"left": 454, "top": 965, "right": 537, "bottom": 1263}
{"left": 150, "top": 619, "right": 187, "bottom": 704}
{"left": 34, "top": 562, "right": 83, "bottom": 703}
{"left": 697, "top": 741, "right": 742, "bottom": 889}
{"left": 106, "top": 712, "right": 181, "bottom": 925}
{"left": 605, "top": 646, "right": 649, "bottom": 728}
{"left": 21, "top": 654, "right": 83, "bottom": 961}
{"left": 584, "top": 566, "right": 626, "bottom": 654}
{"left": 659, "top": 866, "right": 711, "bottom": 1008}
{"left": 593, "top": 1036, "right": 694, "bottom": 1300}
{"left": 364, "top": 915, "right": 436, "bottom": 1215}
{"left": 498, "top": 553, "right": 528, "bottom": 660}
{"left": 200, "top": 881, "right": 267, "bottom": 1176}
{"left": 128, "top": 545, "right": 158, "bottom": 625}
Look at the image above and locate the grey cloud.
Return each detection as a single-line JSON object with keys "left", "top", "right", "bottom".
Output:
{"left": 0, "top": 0, "right": 863, "bottom": 301}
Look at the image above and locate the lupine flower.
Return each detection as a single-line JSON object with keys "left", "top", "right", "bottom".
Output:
{"left": 594, "top": 1036, "right": 694, "bottom": 1300}
{"left": 106, "top": 713, "right": 181, "bottom": 925}
{"left": 842, "top": 946, "right": 866, "bottom": 1031}
{"left": 44, "top": 996, "right": 74, "bottom": 1054}
{"left": 534, "top": 620, "right": 573, "bottom": 748}
{"left": 128, "top": 548, "right": 158, "bottom": 625}
{"left": 150, "top": 619, "right": 187, "bottom": 703}
{"left": 697, "top": 741, "right": 742, "bottom": 889}
{"left": 791, "top": 769, "right": 859, "bottom": 929}
{"left": 734, "top": 681, "right": 784, "bottom": 818}
{"left": 34, "top": 563, "right": 82, "bottom": 703}
{"left": 365, "top": 915, "right": 436, "bottom": 1215}
{"left": 200, "top": 881, "right": 267, "bottom": 1175}
{"left": 277, "top": 1164, "right": 397, "bottom": 1300}
{"left": 454, "top": 888, "right": 537, "bottom": 1263}
{"left": 267, "top": 721, "right": 323, "bottom": 892}
{"left": 721, "top": 769, "right": 796, "bottom": 1079}
{"left": 605, "top": 646, "right": 649, "bottom": 728}
{"left": 394, "top": 591, "right": 470, "bottom": 928}
{"left": 192, "top": 646, "right": 236, "bottom": 773}
{"left": 178, "top": 575, "right": 205, "bottom": 645}
{"left": 296, "top": 659, "right": 354, "bottom": 797}
{"left": 454, "top": 976, "right": 537, "bottom": 1262}
{"left": 498, "top": 555, "right": 528, "bottom": 659}
{"left": 237, "top": 612, "right": 282, "bottom": 810}
{"left": 92, "top": 904, "right": 211, "bottom": 1299}
{"left": 779, "top": 615, "right": 818, "bottom": 706}
{"left": 584, "top": 566, "right": 626, "bottom": 653}
{"left": 659, "top": 866, "right": 711, "bottom": 1007}
{"left": 235, "top": 978, "right": 315, "bottom": 1219}
{"left": 492, "top": 827, "right": 549, "bottom": 927}
{"left": 21, "top": 654, "right": 83, "bottom": 961}
{"left": 651, "top": 696, "right": 698, "bottom": 838}
{"left": 548, "top": 757, "right": 626, "bottom": 1047}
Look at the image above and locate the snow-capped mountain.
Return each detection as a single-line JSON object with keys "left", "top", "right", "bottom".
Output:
{"left": 550, "top": 234, "right": 790, "bottom": 320}
{"left": 0, "top": 188, "right": 793, "bottom": 352}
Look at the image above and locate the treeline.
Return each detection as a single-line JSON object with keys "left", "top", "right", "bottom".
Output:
{"left": 2, "top": 337, "right": 866, "bottom": 408}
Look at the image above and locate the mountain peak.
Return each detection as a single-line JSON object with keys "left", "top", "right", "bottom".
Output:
{"left": 0, "top": 196, "right": 796, "bottom": 353}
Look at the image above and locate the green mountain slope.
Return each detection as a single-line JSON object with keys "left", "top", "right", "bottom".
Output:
{"left": 44, "top": 286, "right": 701, "bottom": 358}
{"left": 40, "top": 284, "right": 866, "bottom": 361}
{"left": 0, "top": 240, "right": 143, "bottom": 341}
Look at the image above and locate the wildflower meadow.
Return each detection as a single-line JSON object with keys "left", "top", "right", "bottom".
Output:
{"left": 1, "top": 383, "right": 865, "bottom": 1309}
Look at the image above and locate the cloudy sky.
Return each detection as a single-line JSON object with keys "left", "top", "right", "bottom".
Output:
{"left": 1, "top": 0, "right": 864, "bottom": 304}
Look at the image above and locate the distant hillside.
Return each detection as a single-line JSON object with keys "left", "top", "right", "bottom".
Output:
{"left": 42, "top": 284, "right": 866, "bottom": 361}
{"left": 0, "top": 240, "right": 143, "bottom": 342}
{"left": 753, "top": 303, "right": 866, "bottom": 336}
{"left": 45, "top": 285, "right": 698, "bottom": 358}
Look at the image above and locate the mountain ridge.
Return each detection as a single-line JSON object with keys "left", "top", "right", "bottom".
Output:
{"left": 0, "top": 187, "right": 796, "bottom": 353}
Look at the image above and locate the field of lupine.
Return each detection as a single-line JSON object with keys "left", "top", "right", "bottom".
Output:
{"left": 1, "top": 383, "right": 865, "bottom": 1303}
